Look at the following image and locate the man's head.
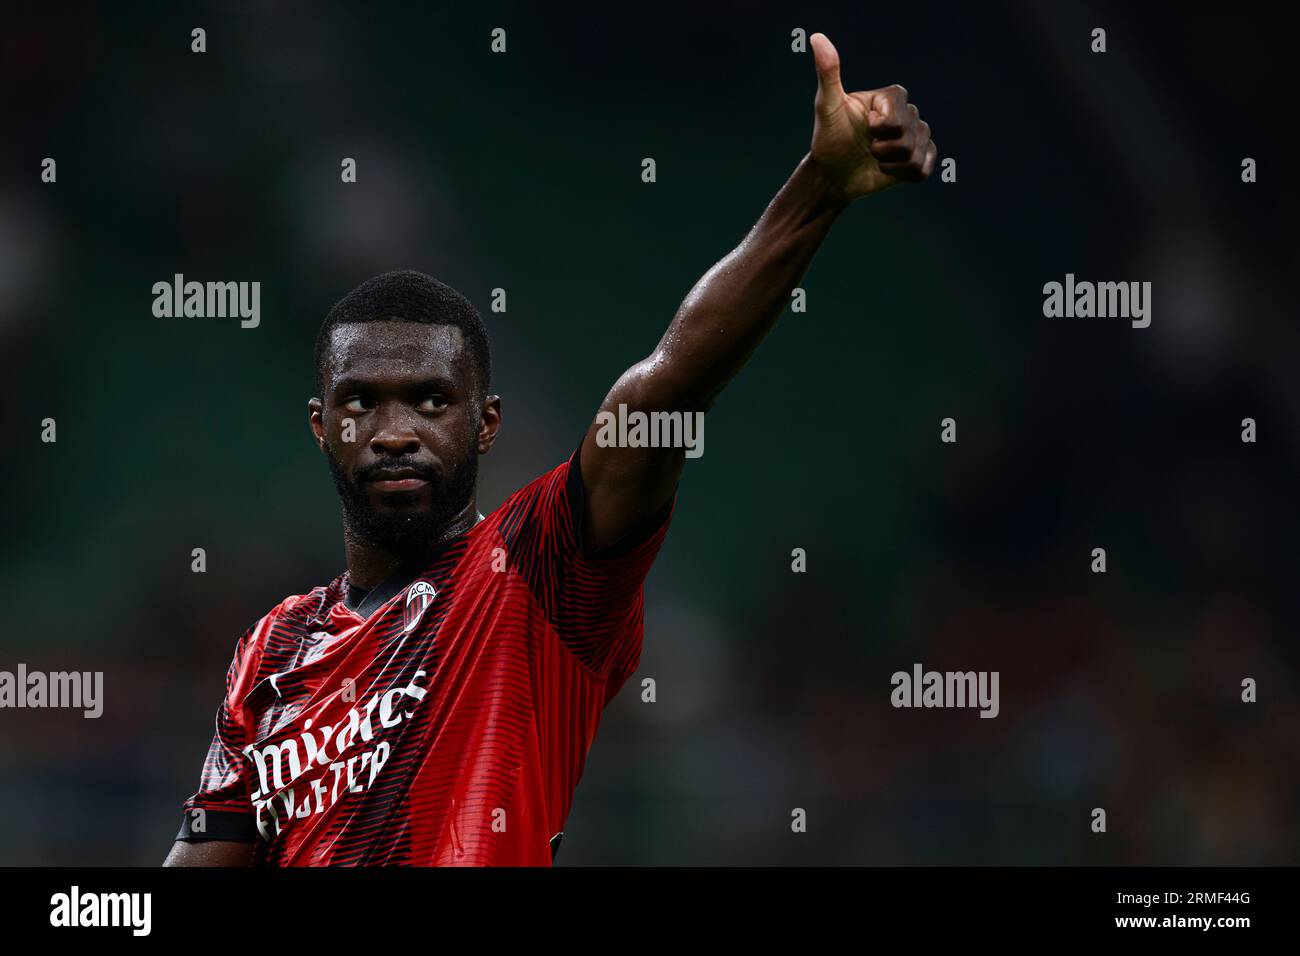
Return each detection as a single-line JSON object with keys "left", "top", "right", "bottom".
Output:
{"left": 309, "top": 270, "right": 501, "bottom": 556}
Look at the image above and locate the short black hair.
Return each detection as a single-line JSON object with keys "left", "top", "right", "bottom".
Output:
{"left": 314, "top": 269, "right": 491, "bottom": 401}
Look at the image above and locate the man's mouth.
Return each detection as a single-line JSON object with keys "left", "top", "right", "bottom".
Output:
{"left": 365, "top": 469, "right": 432, "bottom": 493}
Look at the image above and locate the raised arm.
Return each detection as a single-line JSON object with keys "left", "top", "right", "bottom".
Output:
{"left": 578, "top": 33, "right": 937, "bottom": 550}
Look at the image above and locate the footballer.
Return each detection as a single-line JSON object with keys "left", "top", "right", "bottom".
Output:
{"left": 163, "top": 33, "right": 936, "bottom": 866}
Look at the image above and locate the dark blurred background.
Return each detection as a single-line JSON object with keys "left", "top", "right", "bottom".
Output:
{"left": 1, "top": 0, "right": 1296, "bottom": 865}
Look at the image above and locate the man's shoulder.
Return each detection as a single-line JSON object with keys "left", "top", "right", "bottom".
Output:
{"left": 244, "top": 572, "right": 348, "bottom": 643}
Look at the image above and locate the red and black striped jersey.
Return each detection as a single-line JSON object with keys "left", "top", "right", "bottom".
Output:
{"left": 176, "top": 448, "right": 674, "bottom": 865}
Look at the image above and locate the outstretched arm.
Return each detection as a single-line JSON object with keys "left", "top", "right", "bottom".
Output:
{"left": 578, "top": 33, "right": 937, "bottom": 550}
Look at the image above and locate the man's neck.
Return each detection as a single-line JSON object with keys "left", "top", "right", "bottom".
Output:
{"left": 343, "top": 501, "right": 482, "bottom": 590}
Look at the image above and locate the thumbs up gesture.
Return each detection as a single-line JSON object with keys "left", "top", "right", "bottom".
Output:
{"left": 810, "top": 32, "right": 937, "bottom": 200}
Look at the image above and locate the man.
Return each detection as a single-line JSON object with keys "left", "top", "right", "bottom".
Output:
{"left": 163, "top": 33, "right": 935, "bottom": 866}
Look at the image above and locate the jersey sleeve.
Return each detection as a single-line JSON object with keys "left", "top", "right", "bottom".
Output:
{"left": 175, "top": 623, "right": 262, "bottom": 843}
{"left": 498, "top": 443, "right": 676, "bottom": 680}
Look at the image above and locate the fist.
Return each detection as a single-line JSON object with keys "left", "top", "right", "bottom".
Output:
{"left": 809, "top": 32, "right": 937, "bottom": 200}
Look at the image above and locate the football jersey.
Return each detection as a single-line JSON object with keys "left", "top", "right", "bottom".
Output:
{"left": 176, "top": 447, "right": 674, "bottom": 865}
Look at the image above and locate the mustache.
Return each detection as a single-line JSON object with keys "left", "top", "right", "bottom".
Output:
{"left": 354, "top": 458, "right": 441, "bottom": 484}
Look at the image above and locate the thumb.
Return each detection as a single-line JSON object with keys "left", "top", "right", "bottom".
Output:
{"left": 810, "top": 32, "right": 845, "bottom": 116}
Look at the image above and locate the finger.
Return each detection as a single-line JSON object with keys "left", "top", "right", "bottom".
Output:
{"left": 921, "top": 141, "right": 938, "bottom": 178}
{"left": 880, "top": 134, "right": 932, "bottom": 183}
{"left": 904, "top": 116, "right": 933, "bottom": 179}
{"left": 811, "top": 33, "right": 846, "bottom": 117}
{"left": 911, "top": 118, "right": 931, "bottom": 158}
{"left": 868, "top": 128, "right": 916, "bottom": 162}
{"left": 851, "top": 94, "right": 900, "bottom": 140}
{"left": 850, "top": 92, "right": 889, "bottom": 132}
{"left": 865, "top": 85, "right": 909, "bottom": 138}
{"left": 878, "top": 121, "right": 930, "bottom": 171}
{"left": 889, "top": 122, "right": 931, "bottom": 182}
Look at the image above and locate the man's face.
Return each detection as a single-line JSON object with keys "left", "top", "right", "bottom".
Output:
{"left": 309, "top": 320, "right": 499, "bottom": 554}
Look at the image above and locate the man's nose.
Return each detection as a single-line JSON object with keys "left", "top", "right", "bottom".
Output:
{"left": 369, "top": 405, "right": 421, "bottom": 456}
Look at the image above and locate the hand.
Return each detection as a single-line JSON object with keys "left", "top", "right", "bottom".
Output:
{"left": 809, "top": 32, "right": 937, "bottom": 201}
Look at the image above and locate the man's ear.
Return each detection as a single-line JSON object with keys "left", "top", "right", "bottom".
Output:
{"left": 308, "top": 398, "right": 328, "bottom": 454}
{"left": 478, "top": 395, "right": 502, "bottom": 455}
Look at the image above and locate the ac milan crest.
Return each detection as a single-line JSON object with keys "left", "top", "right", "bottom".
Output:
{"left": 403, "top": 581, "right": 437, "bottom": 633}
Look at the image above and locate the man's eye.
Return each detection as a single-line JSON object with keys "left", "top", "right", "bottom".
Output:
{"left": 420, "top": 395, "right": 449, "bottom": 412}
{"left": 340, "top": 396, "right": 369, "bottom": 413}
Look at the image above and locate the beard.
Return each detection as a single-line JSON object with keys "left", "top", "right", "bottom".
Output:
{"left": 325, "top": 439, "right": 479, "bottom": 558}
